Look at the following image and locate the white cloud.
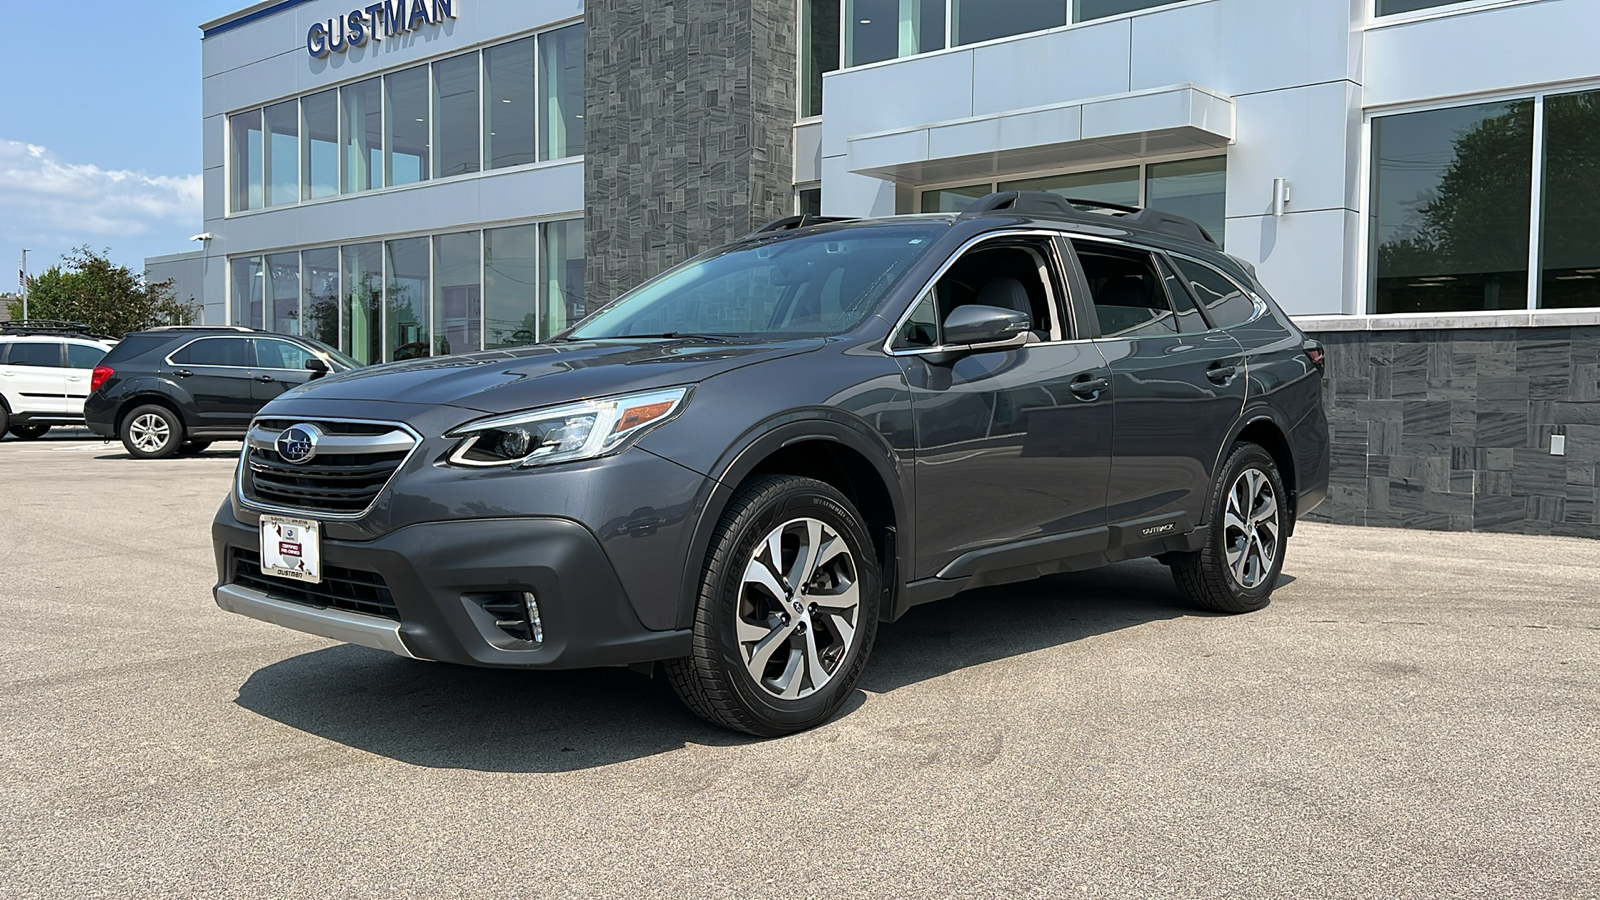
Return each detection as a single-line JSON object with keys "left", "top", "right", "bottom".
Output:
{"left": 0, "top": 140, "right": 201, "bottom": 243}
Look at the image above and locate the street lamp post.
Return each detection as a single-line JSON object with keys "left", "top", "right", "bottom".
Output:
{"left": 19, "top": 249, "right": 28, "bottom": 321}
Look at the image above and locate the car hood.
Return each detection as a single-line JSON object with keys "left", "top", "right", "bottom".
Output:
{"left": 266, "top": 338, "right": 824, "bottom": 416}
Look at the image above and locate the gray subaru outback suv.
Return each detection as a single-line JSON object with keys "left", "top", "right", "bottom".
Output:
{"left": 213, "top": 192, "right": 1329, "bottom": 736}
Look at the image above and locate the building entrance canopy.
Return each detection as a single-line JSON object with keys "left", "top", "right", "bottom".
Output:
{"left": 845, "top": 84, "right": 1233, "bottom": 186}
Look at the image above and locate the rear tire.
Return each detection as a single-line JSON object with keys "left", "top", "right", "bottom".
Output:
{"left": 8, "top": 423, "right": 49, "bottom": 440}
{"left": 0, "top": 404, "right": 9, "bottom": 438}
{"left": 664, "top": 475, "right": 880, "bottom": 737}
{"left": 1169, "top": 442, "right": 1288, "bottom": 614}
{"left": 120, "top": 405, "right": 184, "bottom": 460}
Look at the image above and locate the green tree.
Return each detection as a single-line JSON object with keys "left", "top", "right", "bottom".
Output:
{"left": 3, "top": 247, "right": 197, "bottom": 337}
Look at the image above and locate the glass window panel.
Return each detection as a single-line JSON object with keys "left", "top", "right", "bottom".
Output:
{"left": 386, "top": 237, "right": 431, "bottom": 361}
{"left": 302, "top": 247, "right": 341, "bottom": 347}
{"left": 485, "top": 38, "right": 537, "bottom": 169}
{"left": 541, "top": 219, "right": 586, "bottom": 337}
{"left": 539, "top": 25, "right": 585, "bottom": 161}
{"left": 386, "top": 66, "right": 430, "bottom": 186}
{"left": 1075, "top": 242, "right": 1178, "bottom": 338}
{"left": 67, "top": 344, "right": 107, "bottom": 369}
{"left": 954, "top": 0, "right": 1065, "bottom": 46}
{"left": 484, "top": 224, "right": 541, "bottom": 349}
{"left": 847, "top": 0, "right": 945, "bottom": 67}
{"left": 341, "top": 242, "right": 383, "bottom": 364}
{"left": 254, "top": 339, "right": 318, "bottom": 371}
{"left": 1074, "top": 0, "right": 1182, "bottom": 22}
{"left": 1145, "top": 157, "right": 1227, "bottom": 247}
{"left": 1002, "top": 167, "right": 1140, "bottom": 208}
{"left": 920, "top": 183, "right": 993, "bottom": 213}
{"left": 435, "top": 55, "right": 481, "bottom": 177}
{"left": 341, "top": 79, "right": 383, "bottom": 193}
{"left": 1172, "top": 257, "right": 1256, "bottom": 329}
{"left": 302, "top": 90, "right": 339, "bottom": 201}
{"left": 1376, "top": 0, "right": 1465, "bottom": 15}
{"left": 797, "top": 187, "right": 822, "bottom": 217}
{"left": 802, "top": 0, "right": 841, "bottom": 117}
{"left": 179, "top": 338, "right": 250, "bottom": 368}
{"left": 434, "top": 232, "right": 482, "bottom": 355}
{"left": 230, "top": 256, "right": 264, "bottom": 327}
{"left": 1370, "top": 101, "right": 1533, "bottom": 314}
{"left": 263, "top": 100, "right": 298, "bottom": 207}
{"left": 7, "top": 343, "right": 63, "bottom": 367}
{"left": 266, "top": 252, "right": 300, "bottom": 335}
{"left": 229, "top": 110, "right": 263, "bottom": 212}
{"left": 1539, "top": 89, "right": 1600, "bottom": 310}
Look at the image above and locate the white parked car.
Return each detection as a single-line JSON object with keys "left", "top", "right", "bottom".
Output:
{"left": 0, "top": 322, "right": 117, "bottom": 440}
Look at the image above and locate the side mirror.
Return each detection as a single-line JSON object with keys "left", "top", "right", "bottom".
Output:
{"left": 305, "top": 357, "right": 330, "bottom": 380}
{"left": 943, "top": 304, "right": 1032, "bottom": 347}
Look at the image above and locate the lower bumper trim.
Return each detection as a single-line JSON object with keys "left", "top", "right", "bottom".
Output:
{"left": 215, "top": 584, "right": 425, "bottom": 660}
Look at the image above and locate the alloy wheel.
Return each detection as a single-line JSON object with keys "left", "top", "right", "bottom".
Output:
{"left": 736, "top": 517, "right": 862, "bottom": 701}
{"left": 129, "top": 414, "right": 172, "bottom": 454}
{"left": 1224, "top": 467, "right": 1279, "bottom": 589}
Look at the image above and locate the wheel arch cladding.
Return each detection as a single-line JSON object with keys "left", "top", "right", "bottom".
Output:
{"left": 1234, "top": 417, "right": 1298, "bottom": 527}
{"left": 118, "top": 393, "right": 185, "bottom": 434}
{"left": 675, "top": 420, "right": 906, "bottom": 630}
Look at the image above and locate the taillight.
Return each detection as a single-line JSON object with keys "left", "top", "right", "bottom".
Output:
{"left": 1303, "top": 341, "right": 1326, "bottom": 372}
{"left": 90, "top": 365, "right": 114, "bottom": 392}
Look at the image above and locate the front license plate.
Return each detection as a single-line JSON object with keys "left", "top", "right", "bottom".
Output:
{"left": 259, "top": 516, "right": 322, "bottom": 584}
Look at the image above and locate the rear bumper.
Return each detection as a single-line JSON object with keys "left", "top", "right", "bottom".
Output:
{"left": 212, "top": 509, "right": 692, "bottom": 669}
{"left": 83, "top": 393, "right": 116, "bottom": 437}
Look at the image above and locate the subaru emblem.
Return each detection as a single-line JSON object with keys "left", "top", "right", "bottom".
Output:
{"left": 276, "top": 424, "right": 322, "bottom": 464}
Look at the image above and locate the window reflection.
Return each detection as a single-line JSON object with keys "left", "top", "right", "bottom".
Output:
{"left": 435, "top": 55, "right": 481, "bottom": 177}
{"left": 802, "top": 0, "right": 841, "bottom": 117}
{"left": 263, "top": 101, "right": 298, "bottom": 207}
{"left": 302, "top": 248, "right": 340, "bottom": 346}
{"left": 847, "top": 0, "right": 945, "bottom": 67}
{"left": 1002, "top": 167, "right": 1140, "bottom": 209}
{"left": 341, "top": 79, "right": 383, "bottom": 193}
{"left": 434, "top": 232, "right": 482, "bottom": 355}
{"left": 1539, "top": 89, "right": 1600, "bottom": 309}
{"left": 229, "top": 110, "right": 262, "bottom": 212}
{"left": 267, "top": 252, "right": 300, "bottom": 335}
{"left": 486, "top": 38, "right": 537, "bottom": 169}
{"left": 1074, "top": 0, "right": 1185, "bottom": 22}
{"left": 485, "top": 224, "right": 541, "bottom": 348}
{"left": 539, "top": 25, "right": 585, "bottom": 161}
{"left": 1146, "top": 157, "right": 1226, "bottom": 246}
{"left": 954, "top": 0, "right": 1065, "bottom": 46}
{"left": 342, "top": 242, "right": 383, "bottom": 365}
{"left": 919, "top": 183, "right": 991, "bottom": 213}
{"left": 386, "top": 66, "right": 430, "bottom": 186}
{"left": 1370, "top": 101, "right": 1533, "bottom": 313}
{"left": 386, "top": 238, "right": 432, "bottom": 360}
{"left": 230, "top": 256, "right": 263, "bottom": 327}
{"left": 542, "top": 220, "right": 586, "bottom": 336}
{"left": 302, "top": 90, "right": 339, "bottom": 201}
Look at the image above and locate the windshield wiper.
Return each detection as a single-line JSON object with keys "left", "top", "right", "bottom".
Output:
{"left": 640, "top": 332, "right": 735, "bottom": 343}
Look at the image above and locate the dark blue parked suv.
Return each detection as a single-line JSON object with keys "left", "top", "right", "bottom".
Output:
{"left": 211, "top": 192, "right": 1330, "bottom": 736}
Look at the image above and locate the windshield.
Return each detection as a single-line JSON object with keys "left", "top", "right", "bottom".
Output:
{"left": 302, "top": 338, "right": 363, "bottom": 371}
{"left": 567, "top": 225, "right": 944, "bottom": 340}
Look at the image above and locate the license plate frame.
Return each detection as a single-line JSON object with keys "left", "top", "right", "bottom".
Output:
{"left": 259, "top": 515, "right": 322, "bottom": 584}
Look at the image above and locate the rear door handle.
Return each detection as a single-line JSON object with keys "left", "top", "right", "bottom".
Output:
{"left": 1070, "top": 375, "right": 1109, "bottom": 398}
{"left": 1206, "top": 363, "right": 1239, "bottom": 385}
{"left": 174, "top": 369, "right": 193, "bottom": 378}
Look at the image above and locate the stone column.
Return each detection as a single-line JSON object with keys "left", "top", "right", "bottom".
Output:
{"left": 585, "top": 0, "right": 798, "bottom": 305}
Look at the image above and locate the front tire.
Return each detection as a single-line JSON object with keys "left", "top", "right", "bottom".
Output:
{"left": 8, "top": 423, "right": 49, "bottom": 440}
{"left": 120, "top": 405, "right": 184, "bottom": 460}
{"left": 665, "top": 475, "right": 880, "bottom": 737}
{"left": 1169, "top": 442, "right": 1288, "bottom": 614}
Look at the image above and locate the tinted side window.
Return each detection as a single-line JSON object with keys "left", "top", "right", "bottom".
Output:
{"left": 1173, "top": 257, "right": 1258, "bottom": 329}
{"left": 172, "top": 338, "right": 250, "bottom": 368}
{"left": 8, "top": 343, "right": 65, "bottom": 367}
{"left": 895, "top": 291, "right": 940, "bottom": 349}
{"left": 103, "top": 335, "right": 173, "bottom": 364}
{"left": 1073, "top": 242, "right": 1177, "bottom": 338}
{"left": 0, "top": 342, "right": 9, "bottom": 364}
{"left": 255, "top": 339, "right": 317, "bottom": 370}
{"left": 1158, "top": 257, "right": 1208, "bottom": 335}
{"left": 68, "top": 344, "right": 108, "bottom": 369}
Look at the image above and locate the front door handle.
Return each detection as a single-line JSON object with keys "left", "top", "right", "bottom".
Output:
{"left": 1206, "top": 362, "right": 1239, "bottom": 385}
{"left": 1070, "top": 375, "right": 1109, "bottom": 398}
{"left": 174, "top": 369, "right": 193, "bottom": 378}
{"left": 256, "top": 375, "right": 276, "bottom": 384}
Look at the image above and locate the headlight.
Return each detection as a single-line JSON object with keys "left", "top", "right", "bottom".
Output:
{"left": 445, "top": 387, "right": 690, "bottom": 468}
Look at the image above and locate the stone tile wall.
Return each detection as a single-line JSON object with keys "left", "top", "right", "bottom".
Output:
{"left": 584, "top": 0, "right": 797, "bottom": 305}
{"left": 1304, "top": 325, "right": 1600, "bottom": 538}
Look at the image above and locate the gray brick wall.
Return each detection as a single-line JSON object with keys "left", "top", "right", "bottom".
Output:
{"left": 1305, "top": 325, "right": 1600, "bottom": 538}
{"left": 584, "top": 0, "right": 797, "bottom": 305}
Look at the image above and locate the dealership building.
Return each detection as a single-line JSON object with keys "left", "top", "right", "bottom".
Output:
{"left": 183, "top": 0, "right": 1599, "bottom": 537}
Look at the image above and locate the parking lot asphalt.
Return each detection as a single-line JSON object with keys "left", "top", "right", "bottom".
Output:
{"left": 1, "top": 432, "right": 1597, "bottom": 899}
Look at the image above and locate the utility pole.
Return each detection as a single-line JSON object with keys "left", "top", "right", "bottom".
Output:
{"left": 19, "top": 249, "right": 28, "bottom": 321}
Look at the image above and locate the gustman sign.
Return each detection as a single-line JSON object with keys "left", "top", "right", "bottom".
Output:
{"left": 308, "top": 0, "right": 459, "bottom": 59}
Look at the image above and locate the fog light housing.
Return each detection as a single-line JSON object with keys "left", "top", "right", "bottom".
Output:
{"left": 469, "top": 591, "right": 544, "bottom": 644}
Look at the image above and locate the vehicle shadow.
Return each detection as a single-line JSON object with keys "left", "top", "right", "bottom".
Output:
{"left": 232, "top": 558, "right": 1203, "bottom": 773}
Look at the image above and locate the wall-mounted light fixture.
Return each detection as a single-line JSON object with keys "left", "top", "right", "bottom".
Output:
{"left": 1272, "top": 179, "right": 1291, "bottom": 218}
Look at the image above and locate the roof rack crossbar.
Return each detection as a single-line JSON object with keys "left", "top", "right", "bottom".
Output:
{"left": 955, "top": 190, "right": 1217, "bottom": 247}
{"left": 0, "top": 320, "right": 115, "bottom": 340}
{"left": 748, "top": 213, "right": 857, "bottom": 237}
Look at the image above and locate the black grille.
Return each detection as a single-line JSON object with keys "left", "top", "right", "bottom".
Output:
{"left": 243, "top": 421, "right": 413, "bottom": 516}
{"left": 232, "top": 548, "right": 400, "bottom": 621}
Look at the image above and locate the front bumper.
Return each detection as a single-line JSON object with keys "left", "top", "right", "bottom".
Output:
{"left": 212, "top": 510, "right": 692, "bottom": 669}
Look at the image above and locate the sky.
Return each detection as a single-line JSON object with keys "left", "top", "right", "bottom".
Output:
{"left": 0, "top": 1, "right": 242, "bottom": 288}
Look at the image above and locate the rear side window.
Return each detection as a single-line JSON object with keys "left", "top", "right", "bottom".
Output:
{"left": 7, "top": 342, "right": 65, "bottom": 367}
{"left": 1073, "top": 242, "right": 1180, "bottom": 338}
{"left": 171, "top": 338, "right": 251, "bottom": 368}
{"left": 103, "top": 335, "right": 174, "bottom": 364}
{"left": 68, "top": 344, "right": 108, "bottom": 369}
{"left": 1172, "top": 257, "right": 1258, "bottom": 329}
{"left": 0, "top": 342, "right": 9, "bottom": 363}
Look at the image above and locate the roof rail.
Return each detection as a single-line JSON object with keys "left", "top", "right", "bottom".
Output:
{"left": 0, "top": 319, "right": 109, "bottom": 339}
{"left": 956, "top": 190, "right": 1217, "bottom": 246}
{"left": 748, "top": 213, "right": 857, "bottom": 237}
{"left": 141, "top": 325, "right": 257, "bottom": 332}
